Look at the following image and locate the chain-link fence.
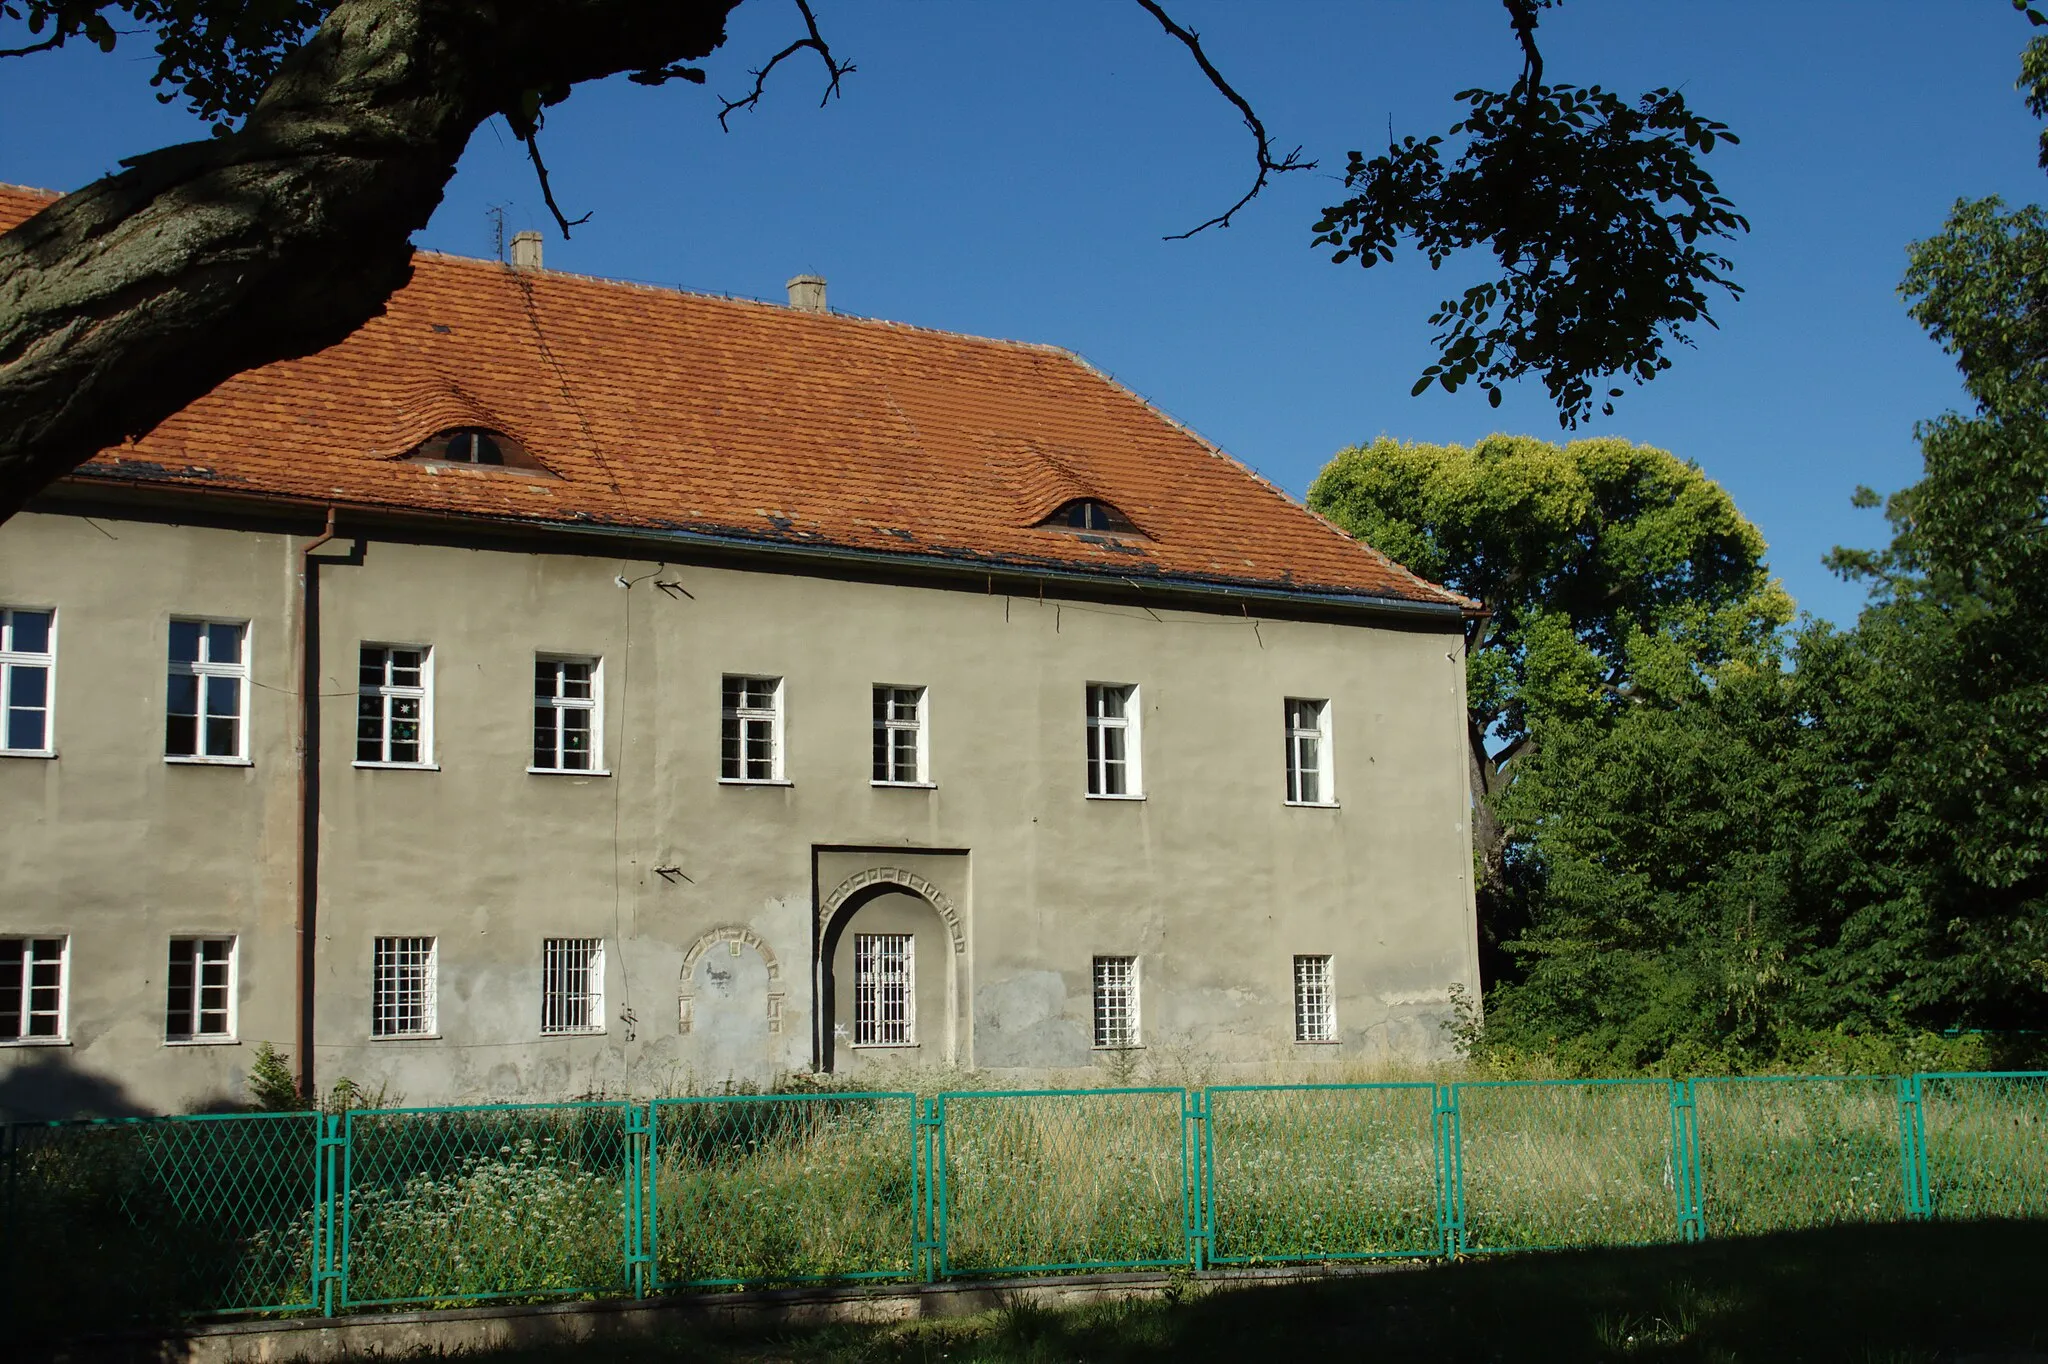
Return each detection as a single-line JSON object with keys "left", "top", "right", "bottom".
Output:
{"left": 4, "top": 1071, "right": 2044, "bottom": 1328}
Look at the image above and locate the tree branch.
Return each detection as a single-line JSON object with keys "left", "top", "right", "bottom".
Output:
{"left": 1133, "top": 0, "right": 1314, "bottom": 239}
{"left": 520, "top": 123, "right": 592, "bottom": 239}
{"left": 0, "top": 31, "right": 66, "bottom": 59}
{"left": 717, "top": 0, "right": 852, "bottom": 131}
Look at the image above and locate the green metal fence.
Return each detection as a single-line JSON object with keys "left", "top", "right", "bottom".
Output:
{"left": 4, "top": 1071, "right": 2044, "bottom": 1328}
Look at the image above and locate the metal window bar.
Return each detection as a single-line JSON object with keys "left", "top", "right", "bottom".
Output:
{"left": 165, "top": 620, "right": 247, "bottom": 759}
{"left": 1093, "top": 956, "right": 1139, "bottom": 1048}
{"left": 533, "top": 658, "right": 596, "bottom": 771}
{"left": 1285, "top": 698, "right": 1325, "bottom": 803}
{"left": 854, "top": 933, "right": 914, "bottom": 1046}
{"left": 371, "top": 937, "right": 436, "bottom": 1037}
{"left": 872, "top": 686, "right": 924, "bottom": 783}
{"left": 541, "top": 938, "right": 605, "bottom": 1035}
{"left": 721, "top": 676, "right": 781, "bottom": 780}
{"left": 0, "top": 936, "right": 65, "bottom": 1040}
{"left": 0, "top": 607, "right": 54, "bottom": 754}
{"left": 1293, "top": 955, "right": 1334, "bottom": 1042}
{"left": 1085, "top": 685, "right": 1133, "bottom": 796}
{"left": 166, "top": 937, "right": 234, "bottom": 1039}
{"left": 357, "top": 646, "right": 428, "bottom": 764}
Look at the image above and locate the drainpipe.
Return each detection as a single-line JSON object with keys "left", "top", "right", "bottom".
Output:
{"left": 295, "top": 509, "right": 338, "bottom": 1102}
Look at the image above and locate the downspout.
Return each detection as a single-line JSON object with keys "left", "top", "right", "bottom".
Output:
{"left": 295, "top": 509, "right": 338, "bottom": 1102}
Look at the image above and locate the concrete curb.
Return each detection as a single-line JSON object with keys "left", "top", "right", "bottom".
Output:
{"left": 33, "top": 1263, "right": 1426, "bottom": 1364}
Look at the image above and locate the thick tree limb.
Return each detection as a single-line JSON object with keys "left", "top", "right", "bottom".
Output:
{"left": 716, "top": 0, "right": 850, "bottom": 131}
{"left": 1134, "top": 0, "right": 1313, "bottom": 239}
{"left": 0, "top": 0, "right": 741, "bottom": 523}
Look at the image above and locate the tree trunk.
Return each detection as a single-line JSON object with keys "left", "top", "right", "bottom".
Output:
{"left": 0, "top": 0, "right": 741, "bottom": 522}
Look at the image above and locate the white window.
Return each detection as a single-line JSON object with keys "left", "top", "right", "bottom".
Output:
{"left": 0, "top": 607, "right": 55, "bottom": 756}
{"left": 854, "top": 933, "right": 914, "bottom": 1046}
{"left": 372, "top": 936, "right": 437, "bottom": 1037}
{"left": 1285, "top": 698, "right": 1334, "bottom": 805}
{"left": 358, "top": 645, "right": 432, "bottom": 766}
{"left": 721, "top": 675, "right": 784, "bottom": 782}
{"left": 533, "top": 656, "right": 600, "bottom": 772}
{"left": 872, "top": 685, "right": 929, "bottom": 784}
{"left": 1085, "top": 683, "right": 1142, "bottom": 798}
{"left": 0, "top": 937, "right": 67, "bottom": 1042}
{"left": 541, "top": 938, "right": 606, "bottom": 1035}
{"left": 1294, "top": 955, "right": 1335, "bottom": 1043}
{"left": 1093, "top": 955, "right": 1140, "bottom": 1049}
{"left": 166, "top": 619, "right": 249, "bottom": 761}
{"left": 166, "top": 937, "right": 236, "bottom": 1041}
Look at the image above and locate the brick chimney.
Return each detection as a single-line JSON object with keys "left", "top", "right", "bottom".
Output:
{"left": 786, "top": 274, "right": 827, "bottom": 313}
{"left": 509, "top": 231, "right": 544, "bottom": 272}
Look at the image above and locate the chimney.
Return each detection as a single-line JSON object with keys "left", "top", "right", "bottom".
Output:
{"left": 786, "top": 274, "right": 828, "bottom": 313}
{"left": 509, "top": 231, "right": 544, "bottom": 272}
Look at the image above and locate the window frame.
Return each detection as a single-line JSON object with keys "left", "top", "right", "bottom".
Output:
{"left": 852, "top": 932, "right": 916, "bottom": 1047}
{"left": 1085, "top": 683, "right": 1144, "bottom": 800}
{"left": 370, "top": 936, "right": 439, "bottom": 1039}
{"left": 165, "top": 617, "right": 252, "bottom": 765}
{"left": 1293, "top": 954, "right": 1336, "bottom": 1044}
{"left": 0, "top": 936, "right": 69, "bottom": 1045}
{"left": 165, "top": 936, "right": 239, "bottom": 1044}
{"left": 530, "top": 654, "right": 607, "bottom": 776}
{"left": 540, "top": 937, "right": 607, "bottom": 1036}
{"left": 356, "top": 643, "right": 437, "bottom": 770}
{"left": 1092, "top": 955, "right": 1141, "bottom": 1049}
{"left": 0, "top": 606, "right": 57, "bottom": 759}
{"left": 871, "top": 684, "right": 932, "bottom": 787}
{"left": 720, "top": 674, "right": 788, "bottom": 785}
{"left": 1284, "top": 697, "right": 1337, "bottom": 807}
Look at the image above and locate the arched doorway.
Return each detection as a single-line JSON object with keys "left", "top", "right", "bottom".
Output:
{"left": 816, "top": 871, "right": 963, "bottom": 1073}
{"left": 678, "top": 927, "right": 785, "bottom": 1088}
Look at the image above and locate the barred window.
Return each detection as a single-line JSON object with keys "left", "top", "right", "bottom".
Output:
{"left": 721, "top": 675, "right": 784, "bottom": 782}
{"left": 533, "top": 656, "right": 600, "bottom": 772}
{"left": 541, "top": 938, "right": 606, "bottom": 1035}
{"left": 358, "top": 645, "right": 432, "bottom": 765}
{"left": 1285, "top": 698, "right": 1332, "bottom": 805}
{"left": 1085, "top": 684, "right": 1141, "bottom": 798}
{"left": 872, "top": 685, "right": 927, "bottom": 784}
{"left": 372, "top": 937, "right": 436, "bottom": 1037}
{"left": 1294, "top": 955, "right": 1335, "bottom": 1043}
{"left": 854, "top": 933, "right": 914, "bottom": 1046}
{"left": 166, "top": 937, "right": 236, "bottom": 1040}
{"left": 0, "top": 607, "right": 55, "bottom": 756}
{"left": 1092, "top": 955, "right": 1139, "bottom": 1049}
{"left": 166, "top": 619, "right": 248, "bottom": 761}
{"left": 0, "top": 937, "right": 66, "bottom": 1041}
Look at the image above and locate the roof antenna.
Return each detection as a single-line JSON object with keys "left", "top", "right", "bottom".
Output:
{"left": 486, "top": 204, "right": 507, "bottom": 261}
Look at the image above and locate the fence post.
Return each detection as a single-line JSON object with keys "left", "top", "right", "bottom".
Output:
{"left": 913, "top": 1097, "right": 941, "bottom": 1283}
{"left": 1183, "top": 1088, "right": 1209, "bottom": 1271}
{"left": 625, "top": 1103, "right": 654, "bottom": 1297}
{"left": 314, "top": 1112, "right": 346, "bottom": 1316}
{"left": 1669, "top": 1079, "right": 1705, "bottom": 1242}
{"left": 1433, "top": 1083, "right": 1464, "bottom": 1257}
{"left": 1896, "top": 1075, "right": 1932, "bottom": 1220}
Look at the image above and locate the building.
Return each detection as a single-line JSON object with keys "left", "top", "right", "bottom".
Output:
{"left": 0, "top": 186, "right": 1481, "bottom": 1118}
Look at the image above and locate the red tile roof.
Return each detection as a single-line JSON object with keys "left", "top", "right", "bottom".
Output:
{"left": 1, "top": 184, "right": 1465, "bottom": 610}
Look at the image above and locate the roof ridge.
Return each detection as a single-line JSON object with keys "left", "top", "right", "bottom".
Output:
{"left": 0, "top": 182, "right": 61, "bottom": 197}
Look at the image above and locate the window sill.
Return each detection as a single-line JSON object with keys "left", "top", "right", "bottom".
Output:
{"left": 851, "top": 1042, "right": 920, "bottom": 1050}
{"left": 166, "top": 755, "right": 253, "bottom": 767}
{"left": 1293, "top": 1038, "right": 1342, "bottom": 1046}
{"left": 369, "top": 1033, "right": 442, "bottom": 1041}
{"left": 871, "top": 780, "right": 936, "bottom": 790}
{"left": 1091, "top": 1043, "right": 1144, "bottom": 1052}
{"left": 527, "top": 766, "right": 611, "bottom": 777}
{"left": 0, "top": 1037, "right": 71, "bottom": 1047}
{"left": 355, "top": 761, "right": 441, "bottom": 772}
{"left": 1086, "top": 792, "right": 1146, "bottom": 802}
{"left": 539, "top": 1029, "right": 607, "bottom": 1039}
{"left": 719, "top": 777, "right": 793, "bottom": 787}
{"left": 164, "top": 1036, "right": 241, "bottom": 1047}
{"left": 1284, "top": 800, "right": 1340, "bottom": 810}
{"left": 0, "top": 749, "right": 55, "bottom": 760}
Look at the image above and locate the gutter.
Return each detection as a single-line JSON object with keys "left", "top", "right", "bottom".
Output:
{"left": 294, "top": 508, "right": 346, "bottom": 1102}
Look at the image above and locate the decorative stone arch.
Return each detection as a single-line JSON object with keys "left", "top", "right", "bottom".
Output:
{"left": 818, "top": 867, "right": 965, "bottom": 955}
{"left": 678, "top": 925, "right": 785, "bottom": 1036}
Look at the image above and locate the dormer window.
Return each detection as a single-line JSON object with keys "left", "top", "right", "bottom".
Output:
{"left": 407, "top": 427, "right": 542, "bottom": 470}
{"left": 1042, "top": 499, "right": 1137, "bottom": 533}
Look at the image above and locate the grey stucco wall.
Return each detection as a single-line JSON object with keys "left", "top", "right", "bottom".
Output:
{"left": 0, "top": 509, "right": 1479, "bottom": 1116}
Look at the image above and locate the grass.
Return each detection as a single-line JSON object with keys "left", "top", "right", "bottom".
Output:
{"left": 442, "top": 1220, "right": 2048, "bottom": 1364}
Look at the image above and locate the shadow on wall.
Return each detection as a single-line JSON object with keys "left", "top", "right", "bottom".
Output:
{"left": 0, "top": 1049, "right": 156, "bottom": 1121}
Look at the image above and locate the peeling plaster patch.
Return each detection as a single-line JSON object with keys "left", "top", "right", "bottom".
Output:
{"left": 1376, "top": 987, "right": 1453, "bottom": 1007}
{"left": 974, "top": 972, "right": 1087, "bottom": 1068}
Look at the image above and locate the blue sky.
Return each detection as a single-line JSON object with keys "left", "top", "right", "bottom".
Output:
{"left": 3, "top": 1, "right": 2042, "bottom": 624}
